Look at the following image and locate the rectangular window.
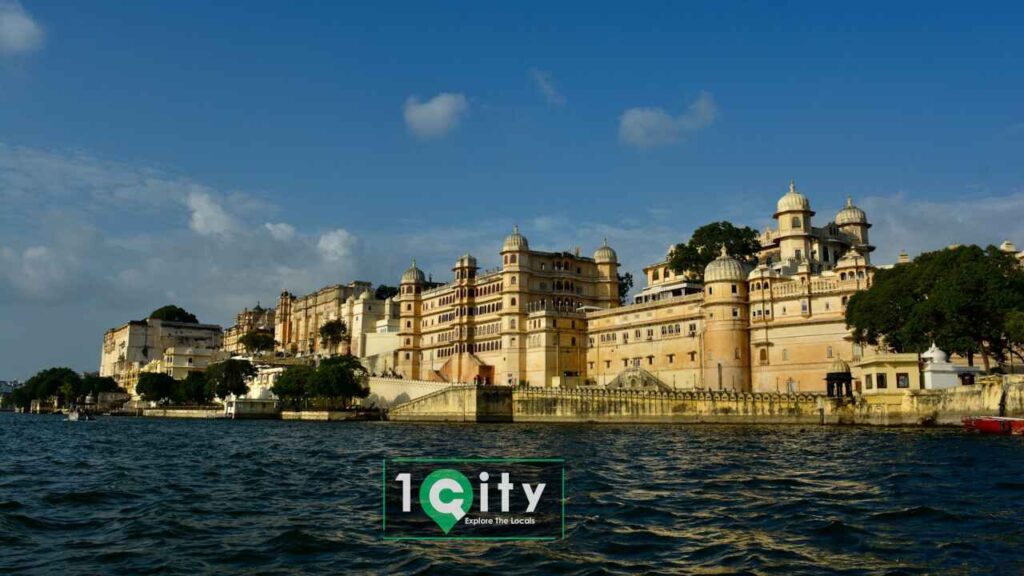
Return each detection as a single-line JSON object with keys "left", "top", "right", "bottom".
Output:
{"left": 897, "top": 373, "right": 910, "bottom": 389}
{"left": 667, "top": 354, "right": 675, "bottom": 363}
{"left": 877, "top": 373, "right": 888, "bottom": 389}
{"left": 865, "top": 374, "right": 873, "bottom": 389}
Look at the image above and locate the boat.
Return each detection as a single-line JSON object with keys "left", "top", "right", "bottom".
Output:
{"left": 962, "top": 416, "right": 1024, "bottom": 435}
{"left": 67, "top": 409, "right": 94, "bottom": 422}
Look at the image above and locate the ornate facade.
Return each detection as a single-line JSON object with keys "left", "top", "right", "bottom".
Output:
{"left": 274, "top": 281, "right": 398, "bottom": 358}
{"left": 395, "top": 182, "right": 877, "bottom": 394}
{"left": 396, "top": 228, "right": 620, "bottom": 385}
{"left": 223, "top": 304, "right": 276, "bottom": 354}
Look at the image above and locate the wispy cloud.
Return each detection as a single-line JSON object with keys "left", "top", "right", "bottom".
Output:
{"left": 619, "top": 91, "right": 718, "bottom": 149}
{"left": 402, "top": 92, "right": 469, "bottom": 139}
{"left": 859, "top": 190, "right": 1024, "bottom": 263}
{"left": 0, "top": 0, "right": 44, "bottom": 56}
{"left": 528, "top": 68, "right": 566, "bottom": 107}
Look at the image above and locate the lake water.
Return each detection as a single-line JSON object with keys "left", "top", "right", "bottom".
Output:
{"left": 2, "top": 413, "right": 1023, "bottom": 574}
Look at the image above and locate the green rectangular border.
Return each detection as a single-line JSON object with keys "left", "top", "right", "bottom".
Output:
{"left": 382, "top": 457, "right": 566, "bottom": 541}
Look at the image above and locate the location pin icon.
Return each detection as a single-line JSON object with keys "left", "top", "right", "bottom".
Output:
{"left": 419, "top": 469, "right": 474, "bottom": 535}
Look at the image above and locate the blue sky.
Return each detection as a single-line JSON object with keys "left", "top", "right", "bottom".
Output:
{"left": 1, "top": 1, "right": 1023, "bottom": 378}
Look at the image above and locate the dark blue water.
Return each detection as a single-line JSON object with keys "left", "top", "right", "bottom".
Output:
{"left": 2, "top": 413, "right": 1023, "bottom": 575}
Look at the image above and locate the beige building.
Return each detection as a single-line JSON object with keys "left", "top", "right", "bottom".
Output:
{"left": 100, "top": 318, "right": 223, "bottom": 396}
{"left": 396, "top": 228, "right": 620, "bottom": 385}
{"left": 395, "top": 182, "right": 880, "bottom": 394}
{"left": 274, "top": 281, "right": 399, "bottom": 359}
{"left": 223, "top": 304, "right": 276, "bottom": 354}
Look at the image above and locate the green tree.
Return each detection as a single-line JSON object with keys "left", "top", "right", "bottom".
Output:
{"left": 617, "top": 273, "right": 634, "bottom": 305}
{"left": 148, "top": 305, "right": 199, "bottom": 324}
{"left": 204, "top": 359, "right": 257, "bottom": 399}
{"left": 12, "top": 367, "right": 81, "bottom": 408}
{"left": 174, "top": 372, "right": 212, "bottom": 405}
{"left": 239, "top": 330, "right": 275, "bottom": 354}
{"left": 271, "top": 365, "right": 315, "bottom": 409}
{"left": 667, "top": 221, "right": 761, "bottom": 281}
{"left": 318, "top": 319, "right": 348, "bottom": 355}
{"left": 1005, "top": 310, "right": 1024, "bottom": 366}
{"left": 311, "top": 355, "right": 369, "bottom": 408}
{"left": 81, "top": 375, "right": 122, "bottom": 396}
{"left": 374, "top": 285, "right": 400, "bottom": 301}
{"left": 846, "top": 245, "right": 1024, "bottom": 369}
{"left": 136, "top": 372, "right": 177, "bottom": 402}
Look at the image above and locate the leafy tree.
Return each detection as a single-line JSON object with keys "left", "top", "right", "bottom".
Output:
{"left": 176, "top": 372, "right": 212, "bottom": 405}
{"left": 374, "top": 285, "right": 400, "bottom": 301}
{"left": 667, "top": 221, "right": 761, "bottom": 281}
{"left": 136, "top": 372, "right": 177, "bottom": 402}
{"left": 1005, "top": 310, "right": 1024, "bottom": 366}
{"left": 12, "top": 367, "right": 81, "bottom": 408}
{"left": 846, "top": 245, "right": 1024, "bottom": 369}
{"left": 239, "top": 330, "right": 275, "bottom": 354}
{"left": 319, "top": 319, "right": 348, "bottom": 355}
{"left": 271, "top": 365, "right": 315, "bottom": 408}
{"left": 617, "top": 273, "right": 634, "bottom": 305}
{"left": 311, "top": 355, "right": 369, "bottom": 408}
{"left": 81, "top": 375, "right": 122, "bottom": 396}
{"left": 149, "top": 305, "right": 199, "bottom": 324}
{"left": 204, "top": 359, "right": 257, "bottom": 399}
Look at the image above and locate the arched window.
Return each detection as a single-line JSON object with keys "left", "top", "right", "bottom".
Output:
{"left": 511, "top": 255, "right": 517, "bottom": 264}
{"left": 510, "top": 297, "right": 517, "bottom": 306}
{"left": 791, "top": 216, "right": 801, "bottom": 229}
{"left": 652, "top": 269, "right": 660, "bottom": 281}
{"left": 759, "top": 348, "right": 768, "bottom": 364}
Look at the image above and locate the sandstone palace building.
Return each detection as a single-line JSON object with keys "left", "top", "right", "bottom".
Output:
{"left": 396, "top": 182, "right": 875, "bottom": 394}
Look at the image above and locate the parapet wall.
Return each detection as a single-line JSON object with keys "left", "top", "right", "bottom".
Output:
{"left": 388, "top": 385, "right": 513, "bottom": 422}
{"left": 844, "top": 378, "right": 1024, "bottom": 426}
{"left": 512, "top": 387, "right": 826, "bottom": 424}
{"left": 364, "top": 377, "right": 454, "bottom": 408}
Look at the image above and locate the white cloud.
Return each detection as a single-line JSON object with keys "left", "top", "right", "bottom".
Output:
{"left": 619, "top": 91, "right": 718, "bottom": 148}
{"left": 0, "top": 0, "right": 43, "bottom": 56}
{"left": 860, "top": 190, "right": 1024, "bottom": 264}
{"left": 317, "top": 228, "right": 357, "bottom": 262}
{"left": 403, "top": 92, "right": 469, "bottom": 139}
{"left": 529, "top": 68, "right": 565, "bottom": 107}
{"left": 186, "top": 191, "right": 237, "bottom": 236}
{"left": 264, "top": 222, "right": 295, "bottom": 241}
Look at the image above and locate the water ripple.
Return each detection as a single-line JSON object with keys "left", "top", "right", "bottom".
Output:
{"left": 1, "top": 414, "right": 1024, "bottom": 574}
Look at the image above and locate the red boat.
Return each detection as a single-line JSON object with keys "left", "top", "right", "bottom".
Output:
{"left": 962, "top": 416, "right": 1024, "bottom": 435}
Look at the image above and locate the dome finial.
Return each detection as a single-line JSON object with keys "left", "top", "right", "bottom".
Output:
{"left": 603, "top": 237, "right": 608, "bottom": 246}
{"left": 846, "top": 195, "right": 853, "bottom": 207}
{"left": 720, "top": 244, "right": 729, "bottom": 257}
{"left": 789, "top": 179, "right": 796, "bottom": 194}
{"left": 513, "top": 224, "right": 519, "bottom": 234}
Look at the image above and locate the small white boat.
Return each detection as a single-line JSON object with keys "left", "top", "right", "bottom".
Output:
{"left": 67, "top": 409, "right": 94, "bottom": 422}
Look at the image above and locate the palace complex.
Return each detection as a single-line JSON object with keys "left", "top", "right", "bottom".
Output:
{"left": 99, "top": 180, "right": 1024, "bottom": 398}
{"left": 396, "top": 182, "right": 876, "bottom": 393}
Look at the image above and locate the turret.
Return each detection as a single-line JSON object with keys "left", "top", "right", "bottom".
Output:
{"left": 774, "top": 180, "right": 814, "bottom": 263}
{"left": 835, "top": 196, "right": 873, "bottom": 262}
{"left": 398, "top": 260, "right": 425, "bottom": 378}
{"left": 500, "top": 226, "right": 529, "bottom": 385}
{"left": 701, "top": 247, "right": 750, "bottom": 392}
{"left": 593, "top": 239, "right": 620, "bottom": 306}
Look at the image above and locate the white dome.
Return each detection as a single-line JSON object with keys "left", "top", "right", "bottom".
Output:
{"left": 836, "top": 196, "right": 867, "bottom": 226}
{"left": 401, "top": 260, "right": 425, "bottom": 284}
{"left": 593, "top": 239, "right": 617, "bottom": 263}
{"left": 704, "top": 246, "right": 747, "bottom": 283}
{"left": 775, "top": 180, "right": 812, "bottom": 215}
{"left": 501, "top": 225, "right": 529, "bottom": 252}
